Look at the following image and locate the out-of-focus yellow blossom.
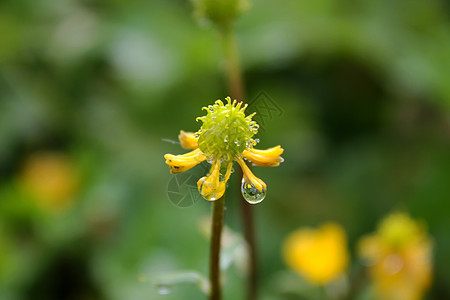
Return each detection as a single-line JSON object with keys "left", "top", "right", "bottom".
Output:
{"left": 20, "top": 152, "right": 78, "bottom": 212}
{"left": 283, "top": 223, "right": 349, "bottom": 285}
{"left": 164, "top": 97, "right": 284, "bottom": 203}
{"left": 358, "top": 213, "right": 433, "bottom": 300}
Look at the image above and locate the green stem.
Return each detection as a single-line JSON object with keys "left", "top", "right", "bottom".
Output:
{"left": 209, "top": 195, "right": 225, "bottom": 300}
{"left": 220, "top": 25, "right": 258, "bottom": 300}
{"left": 221, "top": 26, "right": 244, "bottom": 101}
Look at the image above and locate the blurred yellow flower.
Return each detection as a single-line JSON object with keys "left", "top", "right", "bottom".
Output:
{"left": 358, "top": 213, "right": 433, "bottom": 300}
{"left": 20, "top": 152, "right": 78, "bottom": 212}
{"left": 283, "top": 223, "right": 349, "bottom": 285}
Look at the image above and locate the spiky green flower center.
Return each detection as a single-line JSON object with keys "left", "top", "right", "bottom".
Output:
{"left": 196, "top": 97, "right": 258, "bottom": 162}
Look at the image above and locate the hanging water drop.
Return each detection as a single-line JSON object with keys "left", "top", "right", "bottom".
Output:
{"left": 198, "top": 177, "right": 225, "bottom": 201}
{"left": 241, "top": 178, "right": 266, "bottom": 204}
{"left": 155, "top": 284, "right": 171, "bottom": 295}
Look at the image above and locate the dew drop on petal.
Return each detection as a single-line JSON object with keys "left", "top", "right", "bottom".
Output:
{"left": 241, "top": 178, "right": 266, "bottom": 204}
{"left": 198, "top": 177, "right": 224, "bottom": 201}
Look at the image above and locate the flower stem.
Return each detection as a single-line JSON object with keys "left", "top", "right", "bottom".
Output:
{"left": 209, "top": 195, "right": 225, "bottom": 300}
{"left": 221, "top": 26, "right": 244, "bottom": 102}
{"left": 220, "top": 25, "right": 258, "bottom": 300}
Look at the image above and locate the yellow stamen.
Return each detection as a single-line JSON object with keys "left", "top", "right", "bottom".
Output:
{"left": 164, "top": 149, "right": 205, "bottom": 174}
{"left": 178, "top": 130, "right": 199, "bottom": 150}
{"left": 236, "top": 157, "right": 266, "bottom": 192}
{"left": 243, "top": 145, "right": 284, "bottom": 167}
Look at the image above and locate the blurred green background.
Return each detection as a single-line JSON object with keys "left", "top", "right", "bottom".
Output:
{"left": 0, "top": 0, "right": 449, "bottom": 299}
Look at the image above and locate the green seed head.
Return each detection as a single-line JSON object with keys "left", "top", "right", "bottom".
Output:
{"left": 196, "top": 97, "right": 258, "bottom": 162}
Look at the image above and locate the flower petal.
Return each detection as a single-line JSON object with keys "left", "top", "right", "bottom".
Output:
{"left": 236, "top": 157, "right": 266, "bottom": 191}
{"left": 178, "top": 130, "right": 199, "bottom": 150}
{"left": 197, "top": 159, "right": 225, "bottom": 201}
{"left": 164, "top": 149, "right": 205, "bottom": 174}
{"left": 243, "top": 145, "right": 284, "bottom": 167}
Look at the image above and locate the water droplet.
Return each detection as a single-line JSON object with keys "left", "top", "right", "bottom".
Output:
{"left": 194, "top": 133, "right": 199, "bottom": 138}
{"left": 224, "top": 137, "right": 228, "bottom": 142}
{"left": 255, "top": 138, "right": 260, "bottom": 143}
{"left": 198, "top": 177, "right": 224, "bottom": 201}
{"left": 155, "top": 284, "right": 171, "bottom": 295}
{"left": 241, "top": 178, "right": 266, "bottom": 204}
{"left": 234, "top": 141, "right": 240, "bottom": 146}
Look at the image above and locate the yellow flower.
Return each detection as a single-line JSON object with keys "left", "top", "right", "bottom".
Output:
{"left": 164, "top": 97, "right": 284, "bottom": 203}
{"left": 282, "top": 223, "right": 349, "bottom": 285}
{"left": 20, "top": 152, "right": 78, "bottom": 212}
{"left": 358, "top": 213, "right": 433, "bottom": 300}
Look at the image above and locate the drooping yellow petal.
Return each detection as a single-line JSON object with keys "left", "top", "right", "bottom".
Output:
{"left": 222, "top": 162, "right": 233, "bottom": 183}
{"left": 197, "top": 159, "right": 225, "bottom": 201}
{"left": 236, "top": 157, "right": 266, "bottom": 192}
{"left": 243, "top": 145, "right": 284, "bottom": 167}
{"left": 164, "top": 149, "right": 205, "bottom": 174}
{"left": 178, "top": 130, "right": 199, "bottom": 150}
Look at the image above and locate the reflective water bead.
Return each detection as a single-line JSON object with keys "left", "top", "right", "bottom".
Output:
{"left": 198, "top": 177, "right": 224, "bottom": 201}
{"left": 241, "top": 178, "right": 266, "bottom": 204}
